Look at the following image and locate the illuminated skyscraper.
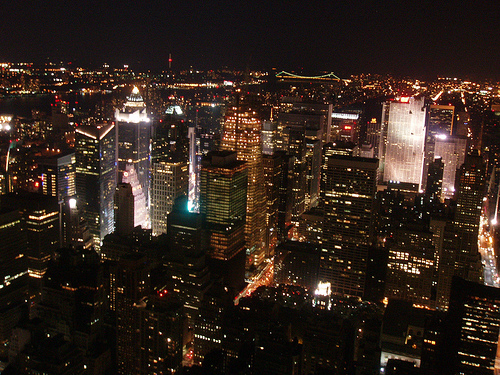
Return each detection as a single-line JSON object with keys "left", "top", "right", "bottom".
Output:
{"left": 150, "top": 114, "right": 189, "bottom": 236}
{"left": 385, "top": 227, "right": 435, "bottom": 308}
{"left": 75, "top": 123, "right": 116, "bottom": 248}
{"left": 115, "top": 86, "right": 151, "bottom": 228}
{"left": 220, "top": 105, "right": 267, "bottom": 268}
{"left": 380, "top": 97, "right": 427, "bottom": 189}
{"left": 38, "top": 151, "right": 76, "bottom": 202}
{"left": 436, "top": 152, "right": 486, "bottom": 309}
{"left": 200, "top": 151, "right": 247, "bottom": 289}
{"left": 422, "top": 105, "right": 455, "bottom": 189}
{"left": 121, "top": 164, "right": 148, "bottom": 229}
{"left": 434, "top": 135, "right": 467, "bottom": 200}
{"left": 445, "top": 277, "right": 500, "bottom": 374}
{"left": 320, "top": 152, "right": 378, "bottom": 297}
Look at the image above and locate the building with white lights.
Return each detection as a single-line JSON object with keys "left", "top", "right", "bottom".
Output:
{"left": 75, "top": 123, "right": 117, "bottom": 248}
{"left": 115, "top": 87, "right": 151, "bottom": 228}
{"left": 380, "top": 97, "right": 427, "bottom": 190}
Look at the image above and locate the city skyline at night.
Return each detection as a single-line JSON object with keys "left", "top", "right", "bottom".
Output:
{"left": 2, "top": 5, "right": 500, "bottom": 372}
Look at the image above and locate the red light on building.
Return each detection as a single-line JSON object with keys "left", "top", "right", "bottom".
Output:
{"left": 400, "top": 97, "right": 410, "bottom": 103}
{"left": 34, "top": 181, "right": 40, "bottom": 188}
{"left": 344, "top": 125, "right": 352, "bottom": 130}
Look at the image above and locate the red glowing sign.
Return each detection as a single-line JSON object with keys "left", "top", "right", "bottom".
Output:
{"left": 400, "top": 97, "right": 410, "bottom": 103}
{"left": 344, "top": 125, "right": 352, "bottom": 130}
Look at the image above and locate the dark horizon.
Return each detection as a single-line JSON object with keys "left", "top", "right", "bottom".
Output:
{"left": 1, "top": 2, "right": 500, "bottom": 79}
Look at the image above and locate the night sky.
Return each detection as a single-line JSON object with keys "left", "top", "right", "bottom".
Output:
{"left": 1, "top": 1, "right": 499, "bottom": 78}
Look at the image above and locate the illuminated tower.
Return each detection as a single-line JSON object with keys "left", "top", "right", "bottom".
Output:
{"left": 200, "top": 151, "right": 247, "bottom": 290}
{"left": 220, "top": 105, "right": 267, "bottom": 269}
{"left": 380, "top": 97, "right": 427, "bottom": 190}
{"left": 115, "top": 86, "right": 151, "bottom": 228}
{"left": 75, "top": 123, "right": 116, "bottom": 248}
{"left": 150, "top": 113, "right": 189, "bottom": 236}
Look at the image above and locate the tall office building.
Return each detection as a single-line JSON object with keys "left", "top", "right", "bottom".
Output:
{"left": 150, "top": 114, "right": 189, "bottom": 236}
{"left": 263, "top": 153, "right": 283, "bottom": 256}
{"left": 2, "top": 192, "right": 60, "bottom": 314}
{"left": 422, "top": 105, "right": 455, "bottom": 189}
{"left": 134, "top": 295, "right": 186, "bottom": 374}
{"left": 434, "top": 135, "right": 467, "bottom": 200}
{"left": 200, "top": 151, "right": 247, "bottom": 289}
{"left": 166, "top": 197, "right": 211, "bottom": 328}
{"left": 75, "top": 123, "right": 116, "bottom": 248}
{"left": 115, "top": 86, "right": 151, "bottom": 229}
{"left": 425, "top": 157, "right": 444, "bottom": 203}
{"left": 220, "top": 105, "right": 267, "bottom": 268}
{"left": 380, "top": 97, "right": 427, "bottom": 189}
{"left": 385, "top": 227, "right": 435, "bottom": 308}
{"left": 0, "top": 209, "right": 28, "bottom": 355}
{"left": 38, "top": 151, "right": 75, "bottom": 202}
{"left": 436, "top": 153, "right": 486, "bottom": 309}
{"left": 114, "top": 183, "right": 134, "bottom": 236}
{"left": 452, "top": 152, "right": 485, "bottom": 279}
{"left": 115, "top": 253, "right": 151, "bottom": 374}
{"left": 445, "top": 277, "right": 500, "bottom": 374}
{"left": 121, "top": 164, "right": 148, "bottom": 229}
{"left": 320, "top": 152, "right": 378, "bottom": 297}
{"left": 276, "top": 103, "right": 325, "bottom": 224}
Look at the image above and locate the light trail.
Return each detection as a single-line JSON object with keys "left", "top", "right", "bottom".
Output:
{"left": 234, "top": 260, "right": 274, "bottom": 305}
{"left": 479, "top": 214, "right": 500, "bottom": 288}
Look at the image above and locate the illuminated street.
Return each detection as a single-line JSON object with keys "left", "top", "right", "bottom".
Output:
{"left": 479, "top": 215, "right": 500, "bottom": 288}
{"left": 234, "top": 260, "right": 274, "bottom": 305}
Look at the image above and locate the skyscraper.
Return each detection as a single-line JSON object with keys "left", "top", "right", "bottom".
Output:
{"left": 115, "top": 86, "right": 151, "bottom": 229}
{"left": 436, "top": 152, "right": 486, "bottom": 309}
{"left": 114, "top": 183, "right": 134, "bottom": 237}
{"left": 320, "top": 152, "right": 378, "bottom": 297}
{"left": 150, "top": 114, "right": 189, "bottom": 236}
{"left": 220, "top": 105, "right": 267, "bottom": 268}
{"left": 380, "top": 97, "right": 427, "bottom": 190}
{"left": 38, "top": 151, "right": 75, "bottom": 202}
{"left": 445, "top": 277, "right": 500, "bottom": 374}
{"left": 200, "top": 151, "right": 247, "bottom": 290}
{"left": 422, "top": 104, "right": 455, "bottom": 189}
{"left": 75, "top": 123, "right": 116, "bottom": 248}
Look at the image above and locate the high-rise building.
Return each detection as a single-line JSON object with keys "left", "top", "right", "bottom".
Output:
{"left": 0, "top": 208, "right": 28, "bottom": 356}
{"left": 1, "top": 192, "right": 60, "bottom": 314}
{"left": 380, "top": 97, "right": 427, "bottom": 190}
{"left": 38, "top": 151, "right": 75, "bottom": 202}
{"left": 166, "top": 197, "right": 211, "bottom": 328}
{"left": 150, "top": 114, "right": 189, "bottom": 236}
{"left": 385, "top": 227, "right": 435, "bottom": 308}
{"left": 445, "top": 277, "right": 500, "bottom": 374}
{"left": 436, "top": 152, "right": 486, "bottom": 309}
{"left": 263, "top": 153, "right": 283, "bottom": 256}
{"left": 434, "top": 135, "right": 467, "bottom": 200}
{"left": 121, "top": 164, "right": 148, "bottom": 229}
{"left": 220, "top": 105, "right": 267, "bottom": 268}
{"left": 114, "top": 183, "right": 134, "bottom": 236}
{"left": 200, "top": 151, "right": 247, "bottom": 290}
{"left": 151, "top": 162, "right": 188, "bottom": 236}
{"left": 134, "top": 294, "right": 186, "bottom": 374}
{"left": 115, "top": 253, "right": 151, "bottom": 374}
{"left": 422, "top": 105, "right": 455, "bottom": 189}
{"left": 453, "top": 152, "right": 485, "bottom": 277}
{"left": 425, "top": 157, "right": 444, "bottom": 203}
{"left": 115, "top": 86, "right": 151, "bottom": 229}
{"left": 75, "top": 123, "right": 116, "bottom": 248}
{"left": 320, "top": 152, "right": 378, "bottom": 297}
